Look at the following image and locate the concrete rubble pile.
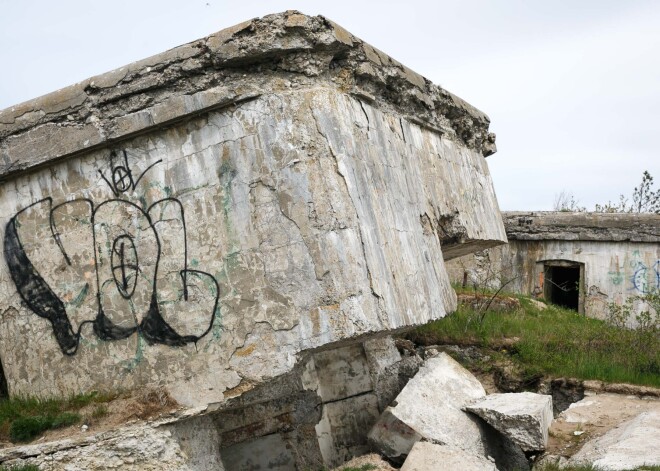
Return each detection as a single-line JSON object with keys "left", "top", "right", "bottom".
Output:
{"left": 368, "top": 352, "right": 552, "bottom": 470}
{"left": 0, "top": 10, "right": 510, "bottom": 470}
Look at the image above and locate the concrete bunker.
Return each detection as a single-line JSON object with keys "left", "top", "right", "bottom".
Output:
{"left": 0, "top": 10, "right": 506, "bottom": 469}
{"left": 447, "top": 211, "right": 660, "bottom": 326}
{"left": 542, "top": 260, "right": 584, "bottom": 313}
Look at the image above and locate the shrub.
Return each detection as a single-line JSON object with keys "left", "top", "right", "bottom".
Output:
{"left": 9, "top": 412, "right": 79, "bottom": 442}
{"left": 0, "top": 390, "right": 116, "bottom": 443}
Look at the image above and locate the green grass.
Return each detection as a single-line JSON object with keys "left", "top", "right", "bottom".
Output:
{"left": 408, "top": 296, "right": 660, "bottom": 388}
{"left": 0, "top": 391, "right": 115, "bottom": 443}
{"left": 9, "top": 413, "right": 80, "bottom": 442}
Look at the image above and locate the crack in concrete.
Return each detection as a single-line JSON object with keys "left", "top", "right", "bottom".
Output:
{"left": 358, "top": 99, "right": 370, "bottom": 132}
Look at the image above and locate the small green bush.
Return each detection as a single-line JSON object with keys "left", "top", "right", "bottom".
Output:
{"left": 90, "top": 404, "right": 108, "bottom": 419}
{"left": 9, "top": 412, "right": 79, "bottom": 442}
{"left": 0, "top": 390, "right": 116, "bottom": 443}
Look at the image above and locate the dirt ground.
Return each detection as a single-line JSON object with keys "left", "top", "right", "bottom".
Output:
{"left": 545, "top": 391, "right": 660, "bottom": 458}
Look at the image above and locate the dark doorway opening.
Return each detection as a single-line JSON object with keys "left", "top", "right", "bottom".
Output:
{"left": 544, "top": 264, "right": 581, "bottom": 311}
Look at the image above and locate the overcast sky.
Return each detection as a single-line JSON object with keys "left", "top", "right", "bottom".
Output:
{"left": 1, "top": 0, "right": 658, "bottom": 210}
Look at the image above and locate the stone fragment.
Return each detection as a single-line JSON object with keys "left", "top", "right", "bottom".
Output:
{"left": 368, "top": 353, "right": 488, "bottom": 460}
{"left": 465, "top": 391, "right": 553, "bottom": 451}
{"left": 364, "top": 336, "right": 401, "bottom": 373}
{"left": 364, "top": 336, "right": 412, "bottom": 411}
{"left": 568, "top": 410, "right": 660, "bottom": 470}
{"left": 0, "top": 414, "right": 223, "bottom": 471}
{"left": 400, "top": 442, "right": 497, "bottom": 471}
{"left": 367, "top": 407, "right": 423, "bottom": 460}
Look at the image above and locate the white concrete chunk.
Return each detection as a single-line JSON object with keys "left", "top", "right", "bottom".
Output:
{"left": 465, "top": 391, "right": 553, "bottom": 451}
{"left": 568, "top": 410, "right": 660, "bottom": 470}
{"left": 400, "top": 442, "right": 497, "bottom": 471}
{"left": 368, "top": 353, "right": 488, "bottom": 459}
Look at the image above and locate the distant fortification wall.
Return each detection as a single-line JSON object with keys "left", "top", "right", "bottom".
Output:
{"left": 447, "top": 212, "right": 660, "bottom": 325}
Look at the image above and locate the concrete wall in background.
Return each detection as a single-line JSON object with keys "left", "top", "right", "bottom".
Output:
{"left": 447, "top": 212, "right": 660, "bottom": 325}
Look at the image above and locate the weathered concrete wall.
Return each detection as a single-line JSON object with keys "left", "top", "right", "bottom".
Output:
{"left": 0, "top": 11, "right": 504, "bottom": 404}
{"left": 0, "top": 335, "right": 418, "bottom": 470}
{"left": 447, "top": 212, "right": 660, "bottom": 324}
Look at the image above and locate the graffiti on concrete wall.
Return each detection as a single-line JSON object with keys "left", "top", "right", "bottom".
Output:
{"left": 631, "top": 260, "right": 660, "bottom": 294}
{"left": 3, "top": 150, "right": 220, "bottom": 356}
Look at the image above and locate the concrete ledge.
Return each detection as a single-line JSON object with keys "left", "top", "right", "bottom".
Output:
{"left": 0, "top": 89, "right": 260, "bottom": 182}
{"left": 504, "top": 211, "right": 660, "bottom": 243}
{"left": 0, "top": 11, "right": 496, "bottom": 182}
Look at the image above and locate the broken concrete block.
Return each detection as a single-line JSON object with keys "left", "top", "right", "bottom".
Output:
{"left": 368, "top": 353, "right": 488, "bottom": 460}
{"left": 568, "top": 410, "right": 660, "bottom": 470}
{"left": 0, "top": 10, "right": 505, "bottom": 406}
{"left": 0, "top": 10, "right": 504, "bottom": 470}
{"left": 367, "top": 407, "right": 424, "bottom": 460}
{"left": 364, "top": 336, "right": 402, "bottom": 374}
{"left": 401, "top": 442, "right": 498, "bottom": 471}
{"left": 364, "top": 336, "right": 422, "bottom": 412}
{"left": 465, "top": 391, "right": 553, "bottom": 451}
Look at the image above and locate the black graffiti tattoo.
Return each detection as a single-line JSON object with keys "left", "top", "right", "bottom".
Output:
{"left": 3, "top": 150, "right": 219, "bottom": 356}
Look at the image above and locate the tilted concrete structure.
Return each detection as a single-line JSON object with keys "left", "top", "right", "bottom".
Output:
{"left": 0, "top": 11, "right": 504, "bottom": 469}
{"left": 447, "top": 212, "right": 660, "bottom": 324}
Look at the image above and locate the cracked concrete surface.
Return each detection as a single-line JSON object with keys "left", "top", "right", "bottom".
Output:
{"left": 0, "top": 12, "right": 504, "bottom": 409}
{"left": 0, "top": 11, "right": 496, "bottom": 181}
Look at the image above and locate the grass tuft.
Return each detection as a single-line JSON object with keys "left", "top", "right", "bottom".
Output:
{"left": 0, "top": 391, "right": 116, "bottom": 443}
{"left": 9, "top": 413, "right": 80, "bottom": 442}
